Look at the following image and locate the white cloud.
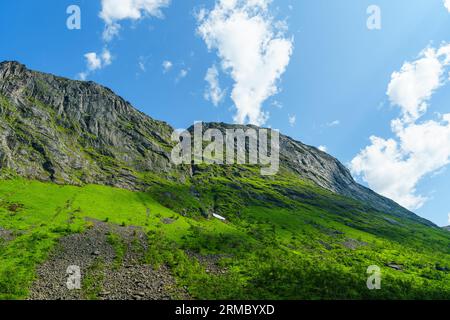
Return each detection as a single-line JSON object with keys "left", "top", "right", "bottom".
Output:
{"left": 101, "top": 49, "right": 112, "bottom": 66}
{"left": 179, "top": 69, "right": 188, "bottom": 78}
{"left": 386, "top": 45, "right": 450, "bottom": 123}
{"left": 445, "top": 0, "right": 450, "bottom": 12}
{"left": 197, "top": 0, "right": 293, "bottom": 126}
{"left": 162, "top": 61, "right": 190, "bottom": 82}
{"left": 351, "top": 43, "right": 450, "bottom": 211}
{"left": 288, "top": 114, "right": 296, "bottom": 127}
{"left": 271, "top": 100, "right": 283, "bottom": 109}
{"left": 100, "top": 0, "right": 171, "bottom": 41}
{"left": 204, "top": 65, "right": 226, "bottom": 106}
{"left": 85, "top": 52, "right": 102, "bottom": 71}
{"left": 162, "top": 60, "right": 173, "bottom": 73}
{"left": 351, "top": 115, "right": 450, "bottom": 210}
{"left": 176, "top": 69, "right": 189, "bottom": 82}
{"left": 78, "top": 49, "right": 113, "bottom": 80}
{"left": 448, "top": 212, "right": 450, "bottom": 224}
{"left": 318, "top": 145, "right": 327, "bottom": 152}
{"left": 79, "top": 1, "right": 170, "bottom": 78}
{"left": 138, "top": 56, "right": 147, "bottom": 72}
{"left": 326, "top": 120, "right": 340, "bottom": 127}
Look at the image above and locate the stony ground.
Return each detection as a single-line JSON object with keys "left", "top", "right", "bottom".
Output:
{"left": 28, "top": 219, "right": 189, "bottom": 300}
{"left": 0, "top": 227, "right": 14, "bottom": 243}
{"left": 186, "top": 251, "right": 230, "bottom": 275}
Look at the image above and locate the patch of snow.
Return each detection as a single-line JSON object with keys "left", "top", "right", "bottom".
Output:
{"left": 212, "top": 213, "right": 226, "bottom": 221}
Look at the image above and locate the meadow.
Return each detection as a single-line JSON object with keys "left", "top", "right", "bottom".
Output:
{"left": 0, "top": 176, "right": 449, "bottom": 300}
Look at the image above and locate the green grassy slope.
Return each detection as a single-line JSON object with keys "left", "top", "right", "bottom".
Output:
{"left": 0, "top": 173, "right": 449, "bottom": 300}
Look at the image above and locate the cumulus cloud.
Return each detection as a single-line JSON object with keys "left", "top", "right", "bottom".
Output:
{"left": 445, "top": 0, "right": 450, "bottom": 12}
{"left": 204, "top": 65, "right": 226, "bottom": 106}
{"left": 386, "top": 45, "right": 450, "bottom": 123}
{"left": 162, "top": 60, "right": 173, "bottom": 73}
{"left": 197, "top": 0, "right": 293, "bottom": 126}
{"left": 78, "top": 49, "right": 112, "bottom": 80}
{"left": 85, "top": 52, "right": 102, "bottom": 71}
{"left": 351, "top": 44, "right": 450, "bottom": 210}
{"left": 100, "top": 0, "right": 171, "bottom": 41}
{"left": 351, "top": 115, "right": 450, "bottom": 210}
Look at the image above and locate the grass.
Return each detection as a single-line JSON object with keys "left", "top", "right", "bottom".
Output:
{"left": 0, "top": 176, "right": 449, "bottom": 300}
{"left": 106, "top": 232, "right": 126, "bottom": 269}
{"left": 82, "top": 258, "right": 105, "bottom": 300}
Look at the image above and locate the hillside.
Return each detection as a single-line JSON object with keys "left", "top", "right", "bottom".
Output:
{"left": 0, "top": 61, "right": 431, "bottom": 225}
{"left": 0, "top": 61, "right": 449, "bottom": 300}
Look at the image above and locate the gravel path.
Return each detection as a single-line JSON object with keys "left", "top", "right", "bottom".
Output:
{"left": 28, "top": 219, "right": 188, "bottom": 300}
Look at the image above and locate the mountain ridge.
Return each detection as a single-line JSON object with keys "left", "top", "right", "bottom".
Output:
{"left": 0, "top": 60, "right": 435, "bottom": 227}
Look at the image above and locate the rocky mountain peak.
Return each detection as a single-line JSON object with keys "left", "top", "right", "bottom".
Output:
{"left": 0, "top": 61, "right": 26, "bottom": 74}
{"left": 0, "top": 61, "right": 435, "bottom": 227}
{"left": 0, "top": 61, "right": 181, "bottom": 189}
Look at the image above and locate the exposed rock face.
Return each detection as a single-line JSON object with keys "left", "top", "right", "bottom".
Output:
{"left": 0, "top": 61, "right": 182, "bottom": 189}
{"left": 279, "top": 129, "right": 434, "bottom": 224}
{"left": 0, "top": 61, "right": 434, "bottom": 226}
{"left": 196, "top": 123, "right": 434, "bottom": 226}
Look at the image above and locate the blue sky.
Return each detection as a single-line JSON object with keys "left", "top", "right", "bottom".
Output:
{"left": 1, "top": 0, "right": 450, "bottom": 226}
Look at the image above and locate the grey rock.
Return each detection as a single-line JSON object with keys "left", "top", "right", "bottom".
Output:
{"left": 28, "top": 219, "right": 189, "bottom": 300}
{"left": 386, "top": 263, "right": 403, "bottom": 271}
{"left": 342, "top": 238, "right": 367, "bottom": 250}
{"left": 0, "top": 227, "right": 14, "bottom": 242}
{"left": 0, "top": 61, "right": 187, "bottom": 190}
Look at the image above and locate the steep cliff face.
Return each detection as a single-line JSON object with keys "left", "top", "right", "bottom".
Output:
{"left": 278, "top": 131, "right": 429, "bottom": 224}
{"left": 0, "top": 61, "right": 184, "bottom": 189}
{"left": 0, "top": 61, "right": 433, "bottom": 226}
{"left": 197, "top": 122, "right": 434, "bottom": 226}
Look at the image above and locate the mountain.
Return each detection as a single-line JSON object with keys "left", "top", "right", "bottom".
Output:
{"left": 0, "top": 61, "right": 182, "bottom": 190}
{"left": 0, "top": 61, "right": 449, "bottom": 300}
{"left": 0, "top": 61, "right": 431, "bottom": 226}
